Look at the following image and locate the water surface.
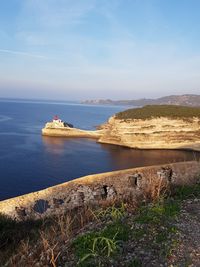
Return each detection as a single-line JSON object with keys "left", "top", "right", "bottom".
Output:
{"left": 0, "top": 99, "right": 199, "bottom": 200}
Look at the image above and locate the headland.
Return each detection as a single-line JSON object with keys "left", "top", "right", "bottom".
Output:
{"left": 42, "top": 105, "right": 200, "bottom": 151}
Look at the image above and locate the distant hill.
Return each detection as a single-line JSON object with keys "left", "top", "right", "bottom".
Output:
{"left": 81, "top": 94, "right": 200, "bottom": 107}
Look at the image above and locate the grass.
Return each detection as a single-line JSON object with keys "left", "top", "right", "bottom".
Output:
{"left": 73, "top": 221, "right": 130, "bottom": 266}
{"left": 0, "top": 207, "right": 95, "bottom": 266}
{"left": 78, "top": 236, "right": 118, "bottom": 266}
{"left": 73, "top": 197, "right": 182, "bottom": 266}
{"left": 135, "top": 198, "right": 180, "bottom": 225}
{"left": 93, "top": 203, "right": 126, "bottom": 221}
{"left": 115, "top": 105, "right": 200, "bottom": 120}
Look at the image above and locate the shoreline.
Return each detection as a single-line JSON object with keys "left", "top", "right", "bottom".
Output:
{"left": 42, "top": 126, "right": 200, "bottom": 152}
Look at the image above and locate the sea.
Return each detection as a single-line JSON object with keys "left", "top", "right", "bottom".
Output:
{"left": 0, "top": 99, "right": 199, "bottom": 201}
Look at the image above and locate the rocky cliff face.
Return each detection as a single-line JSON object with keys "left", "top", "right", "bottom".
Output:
{"left": 98, "top": 116, "right": 200, "bottom": 151}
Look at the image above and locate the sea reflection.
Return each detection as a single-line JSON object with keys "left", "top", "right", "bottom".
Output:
{"left": 43, "top": 136, "right": 200, "bottom": 170}
{"left": 42, "top": 136, "right": 102, "bottom": 155}
{"left": 98, "top": 144, "right": 200, "bottom": 169}
{"left": 42, "top": 136, "right": 67, "bottom": 155}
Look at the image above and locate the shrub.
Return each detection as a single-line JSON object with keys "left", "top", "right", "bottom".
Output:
{"left": 115, "top": 105, "right": 200, "bottom": 120}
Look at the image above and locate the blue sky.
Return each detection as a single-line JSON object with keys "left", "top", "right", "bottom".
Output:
{"left": 0, "top": 0, "right": 200, "bottom": 100}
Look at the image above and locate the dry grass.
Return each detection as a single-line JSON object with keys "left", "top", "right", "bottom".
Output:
{"left": 6, "top": 207, "right": 97, "bottom": 267}
{"left": 137, "top": 169, "right": 171, "bottom": 203}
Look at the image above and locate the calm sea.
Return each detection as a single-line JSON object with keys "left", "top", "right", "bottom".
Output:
{"left": 0, "top": 99, "right": 199, "bottom": 200}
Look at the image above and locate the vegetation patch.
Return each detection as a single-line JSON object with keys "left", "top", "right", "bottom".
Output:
{"left": 173, "top": 183, "right": 200, "bottom": 200}
{"left": 115, "top": 105, "right": 200, "bottom": 120}
{"left": 73, "top": 221, "right": 130, "bottom": 266}
{"left": 1, "top": 178, "right": 200, "bottom": 266}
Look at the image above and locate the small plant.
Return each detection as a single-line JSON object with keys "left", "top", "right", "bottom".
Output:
{"left": 94, "top": 203, "right": 126, "bottom": 221}
{"left": 135, "top": 199, "right": 180, "bottom": 225}
{"left": 143, "top": 171, "right": 170, "bottom": 202}
{"left": 73, "top": 221, "right": 130, "bottom": 266}
{"left": 55, "top": 214, "right": 74, "bottom": 239}
{"left": 79, "top": 235, "right": 118, "bottom": 266}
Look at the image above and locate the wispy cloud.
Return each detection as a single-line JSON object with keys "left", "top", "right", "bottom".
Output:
{"left": 0, "top": 49, "right": 46, "bottom": 59}
{"left": 0, "top": 0, "right": 200, "bottom": 99}
{"left": 20, "top": 0, "right": 96, "bottom": 29}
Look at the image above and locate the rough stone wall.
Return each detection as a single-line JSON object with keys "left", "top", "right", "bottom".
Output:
{"left": 0, "top": 161, "right": 200, "bottom": 221}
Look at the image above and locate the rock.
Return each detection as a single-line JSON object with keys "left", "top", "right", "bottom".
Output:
{"left": 15, "top": 206, "right": 26, "bottom": 219}
{"left": 53, "top": 198, "right": 64, "bottom": 207}
{"left": 157, "top": 167, "right": 173, "bottom": 182}
{"left": 64, "top": 122, "right": 73, "bottom": 128}
{"left": 128, "top": 173, "right": 143, "bottom": 189}
{"left": 33, "top": 199, "right": 50, "bottom": 214}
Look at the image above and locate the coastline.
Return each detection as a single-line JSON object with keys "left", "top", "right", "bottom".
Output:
{"left": 42, "top": 125, "right": 200, "bottom": 152}
{"left": 2, "top": 108, "right": 199, "bottom": 218}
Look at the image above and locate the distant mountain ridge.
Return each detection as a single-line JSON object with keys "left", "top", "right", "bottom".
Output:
{"left": 82, "top": 94, "right": 200, "bottom": 107}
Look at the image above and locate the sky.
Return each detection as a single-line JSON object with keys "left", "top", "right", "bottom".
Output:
{"left": 0, "top": 0, "right": 200, "bottom": 100}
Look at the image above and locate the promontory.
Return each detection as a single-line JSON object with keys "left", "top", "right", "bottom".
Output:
{"left": 42, "top": 105, "right": 200, "bottom": 151}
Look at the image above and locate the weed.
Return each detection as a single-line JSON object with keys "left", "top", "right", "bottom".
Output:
{"left": 79, "top": 235, "right": 118, "bottom": 266}
{"left": 94, "top": 203, "right": 126, "bottom": 221}
{"left": 55, "top": 214, "right": 74, "bottom": 240}
{"left": 75, "top": 233, "right": 118, "bottom": 266}
{"left": 102, "top": 222, "right": 130, "bottom": 241}
{"left": 73, "top": 222, "right": 130, "bottom": 265}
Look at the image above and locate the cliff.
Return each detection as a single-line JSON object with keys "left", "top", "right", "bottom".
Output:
{"left": 98, "top": 105, "right": 200, "bottom": 151}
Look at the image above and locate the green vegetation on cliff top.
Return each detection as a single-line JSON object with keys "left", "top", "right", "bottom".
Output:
{"left": 115, "top": 105, "right": 200, "bottom": 120}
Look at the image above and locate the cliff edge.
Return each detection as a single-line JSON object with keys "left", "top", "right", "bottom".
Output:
{"left": 99, "top": 105, "right": 200, "bottom": 151}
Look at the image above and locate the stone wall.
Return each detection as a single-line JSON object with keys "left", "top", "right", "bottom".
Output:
{"left": 0, "top": 161, "right": 200, "bottom": 221}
